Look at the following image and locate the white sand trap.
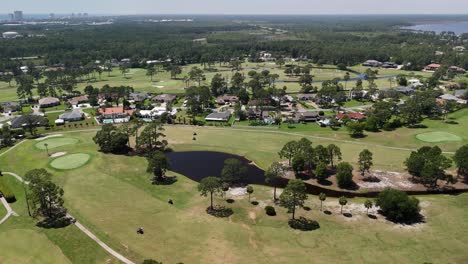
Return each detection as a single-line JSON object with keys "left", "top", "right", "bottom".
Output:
{"left": 154, "top": 85, "right": 165, "bottom": 88}
{"left": 227, "top": 187, "right": 247, "bottom": 198}
{"left": 35, "top": 134, "right": 64, "bottom": 141}
{"left": 50, "top": 152, "right": 67, "bottom": 158}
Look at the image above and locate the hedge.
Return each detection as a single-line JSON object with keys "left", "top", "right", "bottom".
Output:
{"left": 0, "top": 177, "right": 16, "bottom": 203}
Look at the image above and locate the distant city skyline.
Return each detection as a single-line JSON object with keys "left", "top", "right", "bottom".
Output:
{"left": 3, "top": 0, "right": 468, "bottom": 15}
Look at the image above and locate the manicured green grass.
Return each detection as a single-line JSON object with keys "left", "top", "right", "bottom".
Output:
{"left": 0, "top": 131, "right": 467, "bottom": 263}
{"left": 0, "top": 199, "right": 6, "bottom": 218}
{"left": 50, "top": 153, "right": 91, "bottom": 170}
{"left": 35, "top": 137, "right": 79, "bottom": 150}
{"left": 416, "top": 132, "right": 463, "bottom": 143}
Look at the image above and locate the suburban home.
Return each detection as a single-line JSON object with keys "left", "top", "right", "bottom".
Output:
{"left": 205, "top": 111, "right": 232, "bottom": 122}
{"left": 362, "top": 60, "right": 382, "bottom": 67}
{"left": 444, "top": 82, "right": 461, "bottom": 90}
{"left": 68, "top": 95, "right": 89, "bottom": 106}
{"left": 58, "top": 110, "right": 84, "bottom": 122}
{"left": 296, "top": 111, "right": 320, "bottom": 122}
{"left": 453, "top": 46, "right": 466, "bottom": 52}
{"left": 423, "top": 63, "right": 441, "bottom": 72}
{"left": 381, "top": 62, "right": 398, "bottom": 68}
{"left": 296, "top": 93, "right": 316, "bottom": 101}
{"left": 1, "top": 102, "right": 20, "bottom": 113}
{"left": 9, "top": 115, "right": 49, "bottom": 129}
{"left": 38, "top": 97, "right": 60, "bottom": 108}
{"left": 138, "top": 105, "right": 178, "bottom": 119}
{"left": 408, "top": 79, "right": 423, "bottom": 88}
{"left": 448, "top": 66, "right": 466, "bottom": 74}
{"left": 129, "top": 92, "right": 149, "bottom": 103}
{"left": 98, "top": 107, "right": 135, "bottom": 119}
{"left": 215, "top": 95, "right": 239, "bottom": 105}
{"left": 438, "top": 94, "right": 467, "bottom": 104}
{"left": 152, "top": 94, "right": 177, "bottom": 104}
{"left": 336, "top": 112, "right": 366, "bottom": 121}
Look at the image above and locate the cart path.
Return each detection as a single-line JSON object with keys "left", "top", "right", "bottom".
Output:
{"left": 0, "top": 196, "right": 18, "bottom": 225}
{"left": 2, "top": 172, "right": 135, "bottom": 264}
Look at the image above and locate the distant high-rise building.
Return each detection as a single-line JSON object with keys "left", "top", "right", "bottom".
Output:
{"left": 49, "top": 13, "right": 55, "bottom": 19}
{"left": 13, "top": 10, "right": 23, "bottom": 21}
{"left": 8, "top": 14, "right": 14, "bottom": 21}
{"left": 83, "top": 13, "right": 88, "bottom": 17}
{"left": 71, "top": 13, "right": 75, "bottom": 18}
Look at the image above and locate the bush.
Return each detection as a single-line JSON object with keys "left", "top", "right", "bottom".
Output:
{"left": 206, "top": 205, "right": 233, "bottom": 218}
{"left": 376, "top": 188, "right": 421, "bottom": 223}
{"left": 288, "top": 217, "right": 320, "bottom": 231}
{"left": 336, "top": 162, "right": 354, "bottom": 188}
{"left": 0, "top": 177, "right": 16, "bottom": 202}
{"left": 265, "top": 206, "right": 276, "bottom": 216}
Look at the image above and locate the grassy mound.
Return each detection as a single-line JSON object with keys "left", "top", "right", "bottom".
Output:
{"left": 50, "top": 153, "right": 91, "bottom": 170}
{"left": 35, "top": 137, "right": 79, "bottom": 150}
{"left": 416, "top": 132, "right": 462, "bottom": 143}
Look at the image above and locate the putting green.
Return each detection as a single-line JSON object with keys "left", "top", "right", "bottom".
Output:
{"left": 50, "top": 153, "right": 91, "bottom": 170}
{"left": 416, "top": 132, "right": 462, "bottom": 143}
{"left": 35, "top": 137, "right": 79, "bottom": 150}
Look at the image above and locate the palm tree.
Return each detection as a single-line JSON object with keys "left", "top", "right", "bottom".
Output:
{"left": 364, "top": 199, "right": 373, "bottom": 215}
{"left": 319, "top": 193, "right": 326, "bottom": 211}
{"left": 339, "top": 196, "right": 347, "bottom": 214}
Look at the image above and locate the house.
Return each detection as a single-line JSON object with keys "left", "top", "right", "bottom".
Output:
{"left": 10, "top": 115, "right": 48, "bottom": 129}
{"left": 138, "top": 104, "right": 178, "bottom": 119}
{"left": 129, "top": 92, "right": 149, "bottom": 103}
{"left": 98, "top": 107, "right": 135, "bottom": 119}
{"left": 336, "top": 112, "right": 366, "bottom": 121}
{"left": 259, "top": 51, "right": 274, "bottom": 62}
{"left": 38, "top": 97, "right": 60, "bottom": 108}
{"left": 362, "top": 60, "right": 382, "bottom": 67}
{"left": 215, "top": 95, "right": 239, "bottom": 105}
{"left": 408, "top": 79, "right": 423, "bottom": 88}
{"left": 152, "top": 94, "right": 177, "bottom": 104}
{"left": 58, "top": 110, "right": 84, "bottom": 122}
{"left": 1, "top": 102, "right": 20, "bottom": 113}
{"left": 438, "top": 94, "right": 467, "bottom": 104}
{"left": 381, "top": 62, "right": 398, "bottom": 69}
{"left": 205, "top": 111, "right": 231, "bottom": 122}
{"left": 296, "top": 111, "right": 320, "bottom": 122}
{"left": 394, "top": 86, "right": 415, "bottom": 95}
{"left": 68, "top": 95, "right": 89, "bottom": 106}
{"left": 296, "top": 93, "right": 316, "bottom": 101}
{"left": 423, "top": 63, "right": 441, "bottom": 72}
{"left": 448, "top": 66, "right": 466, "bottom": 74}
{"left": 444, "top": 82, "right": 461, "bottom": 90}
{"left": 454, "top": 89, "right": 467, "bottom": 98}
{"left": 453, "top": 46, "right": 466, "bottom": 52}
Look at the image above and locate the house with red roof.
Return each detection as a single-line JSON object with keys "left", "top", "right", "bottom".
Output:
{"left": 98, "top": 107, "right": 135, "bottom": 119}
{"left": 423, "top": 63, "right": 441, "bottom": 72}
{"left": 336, "top": 112, "right": 366, "bottom": 121}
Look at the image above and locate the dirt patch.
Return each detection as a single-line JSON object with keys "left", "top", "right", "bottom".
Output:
{"left": 357, "top": 170, "right": 417, "bottom": 190}
{"left": 248, "top": 211, "right": 256, "bottom": 221}
{"left": 227, "top": 187, "right": 247, "bottom": 199}
{"left": 50, "top": 152, "right": 67, "bottom": 158}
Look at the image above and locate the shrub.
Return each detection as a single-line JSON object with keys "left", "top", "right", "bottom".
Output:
{"left": 265, "top": 206, "right": 276, "bottom": 216}
{"left": 206, "top": 205, "right": 233, "bottom": 218}
{"left": 288, "top": 217, "right": 320, "bottom": 231}
{"left": 0, "top": 177, "right": 16, "bottom": 202}
{"left": 376, "top": 188, "right": 421, "bottom": 223}
{"left": 336, "top": 162, "right": 354, "bottom": 188}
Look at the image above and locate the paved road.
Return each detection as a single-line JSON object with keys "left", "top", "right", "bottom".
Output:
{"left": 2, "top": 171, "right": 135, "bottom": 264}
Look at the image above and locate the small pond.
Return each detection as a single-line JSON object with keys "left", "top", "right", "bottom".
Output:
{"left": 166, "top": 151, "right": 266, "bottom": 184}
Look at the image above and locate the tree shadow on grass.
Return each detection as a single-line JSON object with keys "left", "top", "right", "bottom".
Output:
{"left": 408, "top": 124, "right": 428, "bottom": 129}
{"left": 303, "top": 206, "right": 311, "bottom": 211}
{"left": 323, "top": 210, "right": 332, "bottom": 215}
{"left": 343, "top": 213, "right": 353, "bottom": 218}
{"left": 377, "top": 210, "right": 426, "bottom": 225}
{"left": 226, "top": 199, "right": 235, "bottom": 204}
{"left": 367, "top": 214, "right": 377, "bottom": 219}
{"left": 152, "top": 176, "right": 178, "bottom": 185}
{"left": 317, "top": 179, "right": 333, "bottom": 186}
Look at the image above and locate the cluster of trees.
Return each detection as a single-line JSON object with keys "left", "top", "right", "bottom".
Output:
{"left": 93, "top": 121, "right": 167, "bottom": 155}
{"left": 405, "top": 145, "right": 462, "bottom": 187}
{"left": 24, "top": 169, "right": 71, "bottom": 227}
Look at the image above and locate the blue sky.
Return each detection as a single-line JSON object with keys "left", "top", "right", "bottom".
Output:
{"left": 3, "top": 0, "right": 468, "bottom": 15}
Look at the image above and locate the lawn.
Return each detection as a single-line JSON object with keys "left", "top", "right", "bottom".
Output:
{"left": 0, "top": 130, "right": 467, "bottom": 263}
{"left": 49, "top": 153, "right": 91, "bottom": 170}
{"left": 35, "top": 137, "right": 79, "bottom": 150}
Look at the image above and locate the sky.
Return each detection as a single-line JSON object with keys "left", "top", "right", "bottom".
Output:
{"left": 3, "top": 0, "right": 468, "bottom": 15}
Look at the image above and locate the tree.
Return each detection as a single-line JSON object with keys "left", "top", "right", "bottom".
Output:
{"left": 25, "top": 169, "right": 66, "bottom": 220}
{"left": 146, "top": 151, "right": 169, "bottom": 183}
{"left": 319, "top": 192, "right": 326, "bottom": 211}
{"left": 400, "top": 100, "right": 423, "bottom": 127}
{"left": 339, "top": 196, "right": 347, "bottom": 214}
{"left": 170, "top": 65, "right": 182, "bottom": 79}
{"left": 314, "top": 162, "right": 327, "bottom": 182}
{"left": 93, "top": 124, "right": 129, "bottom": 154}
{"left": 119, "top": 65, "right": 129, "bottom": 77}
{"left": 358, "top": 149, "right": 373, "bottom": 176}
{"left": 364, "top": 199, "right": 373, "bottom": 215}
{"left": 146, "top": 66, "right": 156, "bottom": 81}
{"left": 292, "top": 154, "right": 306, "bottom": 175}
{"left": 404, "top": 146, "right": 452, "bottom": 186}
{"left": 275, "top": 58, "right": 285, "bottom": 68}
{"left": 198, "top": 177, "right": 222, "bottom": 210}
{"left": 346, "top": 121, "right": 366, "bottom": 138}
{"left": 246, "top": 186, "right": 254, "bottom": 202}
{"left": 265, "top": 162, "right": 285, "bottom": 200}
{"left": 327, "top": 144, "right": 342, "bottom": 168}
{"left": 280, "top": 179, "right": 308, "bottom": 220}
{"left": 336, "top": 162, "right": 354, "bottom": 188}
{"left": 210, "top": 73, "right": 227, "bottom": 96}
{"left": 136, "top": 122, "right": 167, "bottom": 153}
{"left": 453, "top": 145, "right": 468, "bottom": 180}
{"left": 188, "top": 66, "right": 205, "bottom": 86}
{"left": 278, "top": 141, "right": 299, "bottom": 165}
{"left": 344, "top": 72, "right": 351, "bottom": 90}
{"left": 221, "top": 158, "right": 247, "bottom": 184}
{"left": 376, "top": 188, "right": 420, "bottom": 223}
